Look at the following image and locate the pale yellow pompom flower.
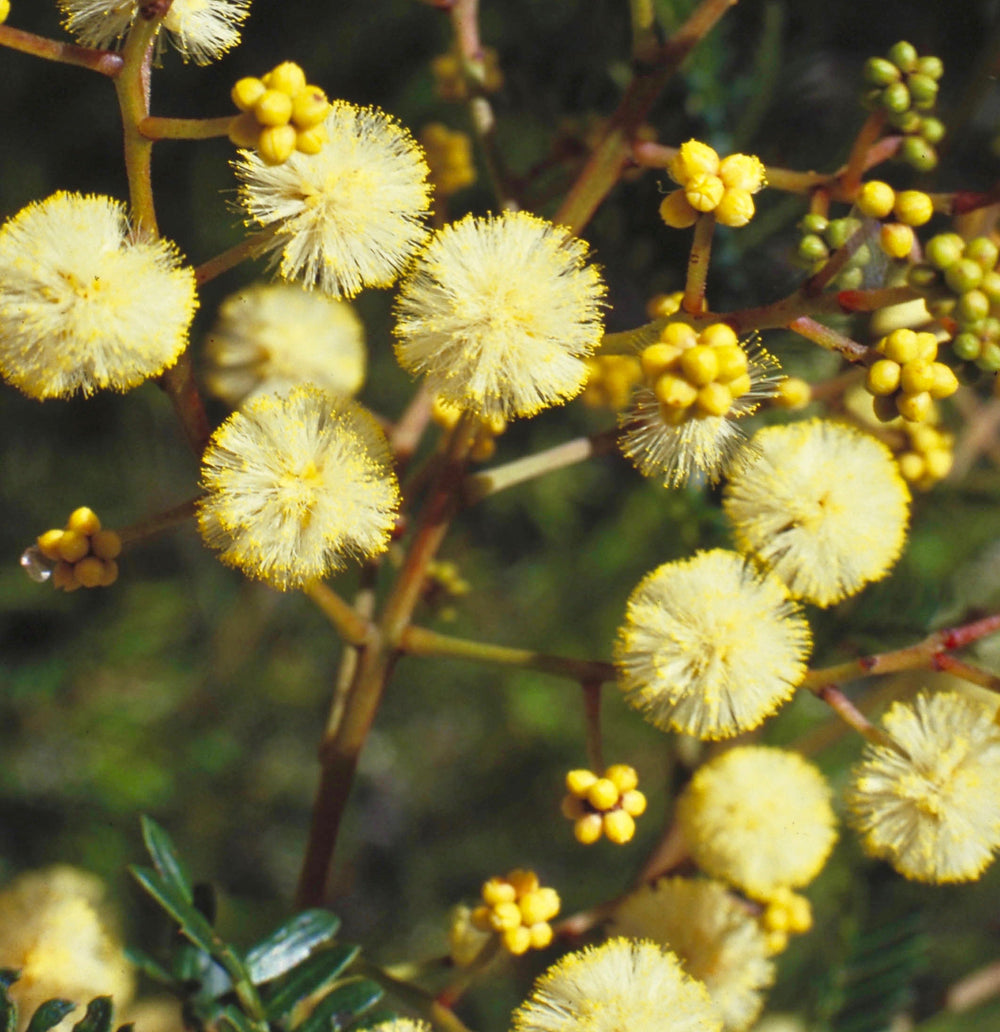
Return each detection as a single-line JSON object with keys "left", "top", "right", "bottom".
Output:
{"left": 723, "top": 419, "right": 910, "bottom": 607}
{"left": 0, "top": 192, "right": 197, "bottom": 399}
{"left": 678, "top": 746, "right": 837, "bottom": 901}
{"left": 198, "top": 386, "right": 400, "bottom": 591}
{"left": 57, "top": 0, "right": 134, "bottom": 49}
{"left": 615, "top": 550, "right": 811, "bottom": 740}
{"left": 366, "top": 1022, "right": 432, "bottom": 1032}
{"left": 393, "top": 211, "right": 606, "bottom": 421}
{"left": 235, "top": 101, "right": 431, "bottom": 298}
{"left": 204, "top": 282, "right": 365, "bottom": 405}
{"left": 610, "top": 878, "right": 775, "bottom": 1032}
{"left": 512, "top": 937, "right": 722, "bottom": 1032}
{"left": 0, "top": 867, "right": 134, "bottom": 1032}
{"left": 848, "top": 691, "right": 1000, "bottom": 883}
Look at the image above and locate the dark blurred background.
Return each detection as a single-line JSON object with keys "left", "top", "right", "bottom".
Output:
{"left": 3, "top": 1, "right": 1000, "bottom": 1028}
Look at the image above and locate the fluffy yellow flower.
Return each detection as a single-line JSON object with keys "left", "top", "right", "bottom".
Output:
{"left": 0, "top": 867, "right": 134, "bottom": 1032}
{"left": 367, "top": 1022, "right": 431, "bottom": 1032}
{"left": 610, "top": 878, "right": 774, "bottom": 1032}
{"left": 848, "top": 691, "right": 1000, "bottom": 883}
{"left": 0, "top": 192, "right": 197, "bottom": 399}
{"left": 615, "top": 550, "right": 811, "bottom": 740}
{"left": 57, "top": 0, "right": 250, "bottom": 62}
{"left": 678, "top": 747, "right": 837, "bottom": 901}
{"left": 723, "top": 419, "right": 911, "bottom": 607}
{"left": 512, "top": 937, "right": 722, "bottom": 1032}
{"left": 393, "top": 211, "right": 606, "bottom": 421}
{"left": 198, "top": 386, "right": 400, "bottom": 590}
{"left": 204, "top": 282, "right": 365, "bottom": 405}
{"left": 235, "top": 101, "right": 431, "bottom": 298}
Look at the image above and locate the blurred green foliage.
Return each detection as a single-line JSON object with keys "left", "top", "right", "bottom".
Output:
{"left": 3, "top": 1, "right": 1000, "bottom": 1029}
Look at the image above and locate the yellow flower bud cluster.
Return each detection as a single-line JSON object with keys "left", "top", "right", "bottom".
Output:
{"left": 0, "top": 1, "right": 9, "bottom": 25}
{"left": 420, "top": 123, "right": 476, "bottom": 198}
{"left": 431, "top": 48, "right": 504, "bottom": 102}
{"left": 560, "top": 764, "right": 647, "bottom": 845}
{"left": 580, "top": 355, "right": 642, "bottom": 410}
{"left": 432, "top": 395, "right": 507, "bottom": 462}
{"left": 470, "top": 869, "right": 560, "bottom": 955}
{"left": 659, "top": 141, "right": 765, "bottom": 229}
{"left": 896, "top": 422, "right": 954, "bottom": 490}
{"left": 645, "top": 290, "right": 684, "bottom": 319}
{"left": 759, "top": 887, "right": 813, "bottom": 954}
{"left": 772, "top": 376, "right": 812, "bottom": 410}
{"left": 855, "top": 181, "right": 934, "bottom": 260}
{"left": 34, "top": 508, "right": 121, "bottom": 591}
{"left": 424, "top": 560, "right": 470, "bottom": 621}
{"left": 865, "top": 328, "right": 958, "bottom": 423}
{"left": 229, "top": 62, "right": 331, "bottom": 166}
{"left": 639, "top": 322, "right": 751, "bottom": 425}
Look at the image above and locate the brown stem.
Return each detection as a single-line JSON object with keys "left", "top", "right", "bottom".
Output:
{"left": 683, "top": 213, "right": 715, "bottom": 313}
{"left": 840, "top": 110, "right": 887, "bottom": 199}
{"left": 810, "top": 683, "right": 901, "bottom": 752}
{"left": 117, "top": 496, "right": 200, "bottom": 546}
{"left": 787, "top": 315, "right": 871, "bottom": 363}
{"left": 0, "top": 25, "right": 123, "bottom": 75}
{"left": 194, "top": 227, "right": 277, "bottom": 286}
{"left": 304, "top": 582, "right": 373, "bottom": 648}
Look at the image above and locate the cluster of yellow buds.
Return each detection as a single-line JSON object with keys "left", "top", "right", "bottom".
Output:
{"left": 772, "top": 376, "right": 812, "bottom": 410}
{"left": 580, "top": 355, "right": 642, "bottom": 410}
{"left": 659, "top": 141, "right": 766, "bottom": 229}
{"left": 646, "top": 291, "right": 684, "bottom": 319}
{"left": 896, "top": 422, "right": 954, "bottom": 490}
{"left": 32, "top": 508, "right": 121, "bottom": 591}
{"left": 0, "top": 1, "right": 9, "bottom": 25}
{"left": 229, "top": 62, "right": 331, "bottom": 166}
{"left": 470, "top": 870, "right": 560, "bottom": 955}
{"left": 561, "top": 765, "right": 647, "bottom": 845}
{"left": 865, "top": 328, "right": 959, "bottom": 423}
{"left": 423, "top": 560, "right": 470, "bottom": 621}
{"left": 758, "top": 887, "right": 813, "bottom": 954}
{"left": 432, "top": 395, "right": 506, "bottom": 462}
{"left": 420, "top": 123, "right": 476, "bottom": 198}
{"left": 854, "top": 181, "right": 934, "bottom": 260}
{"left": 431, "top": 47, "right": 504, "bottom": 102}
{"left": 639, "top": 322, "right": 752, "bottom": 424}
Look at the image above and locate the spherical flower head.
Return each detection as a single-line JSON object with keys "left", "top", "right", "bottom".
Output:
{"left": 393, "top": 211, "right": 606, "bottom": 421}
{"left": 615, "top": 549, "right": 811, "bottom": 740}
{"left": 198, "top": 386, "right": 400, "bottom": 591}
{"left": 610, "top": 878, "right": 774, "bottom": 1032}
{"left": 722, "top": 419, "right": 911, "bottom": 607}
{"left": 847, "top": 691, "right": 1000, "bottom": 883}
{"left": 511, "top": 937, "right": 722, "bottom": 1032}
{"left": 235, "top": 101, "right": 432, "bottom": 298}
{"left": 57, "top": 0, "right": 134, "bottom": 49}
{"left": 677, "top": 746, "right": 837, "bottom": 900}
{"left": 367, "top": 1021, "right": 431, "bottom": 1032}
{"left": 0, "top": 867, "right": 134, "bottom": 1032}
{"left": 204, "top": 282, "right": 365, "bottom": 405}
{"left": 0, "top": 192, "right": 197, "bottom": 399}
{"left": 619, "top": 329, "right": 781, "bottom": 488}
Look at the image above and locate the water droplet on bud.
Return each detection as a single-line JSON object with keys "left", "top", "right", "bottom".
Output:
{"left": 20, "top": 545, "right": 54, "bottom": 583}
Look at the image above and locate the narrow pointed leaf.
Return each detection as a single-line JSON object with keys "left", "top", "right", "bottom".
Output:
{"left": 294, "top": 980, "right": 382, "bottom": 1032}
{"left": 246, "top": 911, "right": 342, "bottom": 985}
{"left": 124, "top": 947, "right": 173, "bottom": 987}
{"left": 217, "top": 1005, "right": 266, "bottom": 1032}
{"left": 71, "top": 998, "right": 112, "bottom": 1032}
{"left": 141, "top": 817, "right": 193, "bottom": 903}
{"left": 130, "top": 865, "right": 218, "bottom": 958}
{"left": 264, "top": 945, "right": 360, "bottom": 1021}
{"left": 26, "top": 1000, "right": 76, "bottom": 1032}
{"left": 0, "top": 977, "right": 17, "bottom": 1032}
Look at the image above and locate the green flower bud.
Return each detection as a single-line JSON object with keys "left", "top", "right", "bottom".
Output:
{"left": 797, "top": 234, "right": 830, "bottom": 264}
{"left": 957, "top": 289, "right": 990, "bottom": 324}
{"left": 898, "top": 137, "right": 937, "bottom": 171}
{"left": 952, "top": 332, "right": 982, "bottom": 362}
{"left": 881, "top": 81, "right": 911, "bottom": 113}
{"left": 944, "top": 258, "right": 985, "bottom": 294}
{"left": 965, "top": 237, "right": 999, "bottom": 270}
{"left": 887, "top": 41, "right": 919, "bottom": 74}
{"left": 981, "top": 316, "right": 1000, "bottom": 341}
{"left": 925, "top": 233, "right": 965, "bottom": 270}
{"left": 919, "top": 116, "right": 946, "bottom": 144}
{"left": 825, "top": 217, "right": 861, "bottom": 250}
{"left": 980, "top": 270, "right": 1000, "bottom": 302}
{"left": 865, "top": 56, "right": 902, "bottom": 86}
{"left": 976, "top": 340, "right": 1000, "bottom": 372}
{"left": 907, "top": 264, "right": 938, "bottom": 289}
{"left": 907, "top": 73, "right": 939, "bottom": 110}
{"left": 915, "top": 55, "right": 944, "bottom": 80}
{"left": 798, "top": 213, "right": 829, "bottom": 235}
{"left": 837, "top": 266, "right": 864, "bottom": 290}
{"left": 887, "top": 108, "right": 922, "bottom": 133}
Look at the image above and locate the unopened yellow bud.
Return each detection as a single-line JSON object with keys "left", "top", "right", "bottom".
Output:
{"left": 296, "top": 126, "right": 328, "bottom": 155}
{"left": 646, "top": 292, "right": 683, "bottom": 318}
{"left": 566, "top": 769, "right": 598, "bottom": 796}
{"left": 482, "top": 877, "right": 516, "bottom": 906}
{"left": 857, "top": 180, "right": 896, "bottom": 219}
{"left": 786, "top": 893, "right": 812, "bottom": 933}
{"left": 52, "top": 562, "right": 80, "bottom": 592}
{"left": 866, "top": 359, "right": 902, "bottom": 395}
{"left": 258, "top": 125, "right": 298, "bottom": 166}
{"left": 669, "top": 140, "right": 720, "bottom": 183}
{"left": 726, "top": 372, "right": 752, "bottom": 398}
{"left": 712, "top": 343, "right": 748, "bottom": 381}
{"left": 98, "top": 560, "right": 119, "bottom": 587}
{"left": 898, "top": 452, "right": 925, "bottom": 481}
{"left": 654, "top": 373, "right": 698, "bottom": 409}
{"left": 574, "top": 813, "right": 604, "bottom": 844}
{"left": 718, "top": 153, "right": 765, "bottom": 192}
{"left": 900, "top": 360, "right": 936, "bottom": 394}
{"left": 763, "top": 899, "right": 789, "bottom": 933}
{"left": 923, "top": 447, "right": 953, "bottom": 480}
{"left": 696, "top": 382, "right": 733, "bottom": 417}
{"left": 620, "top": 789, "right": 647, "bottom": 817}
{"left": 679, "top": 345, "right": 719, "bottom": 386}
{"left": 765, "top": 930, "right": 789, "bottom": 954}
{"left": 879, "top": 328, "right": 920, "bottom": 363}
{"left": 699, "top": 323, "right": 739, "bottom": 349}
{"left": 560, "top": 794, "right": 585, "bottom": 819}
{"left": 528, "top": 922, "right": 553, "bottom": 950}
{"left": 519, "top": 888, "right": 560, "bottom": 925}
{"left": 75, "top": 556, "right": 106, "bottom": 588}
{"left": 604, "top": 764, "right": 638, "bottom": 793}
{"left": 0, "top": 1, "right": 10, "bottom": 25}
{"left": 685, "top": 174, "right": 725, "bottom": 212}
{"left": 67, "top": 506, "right": 101, "bottom": 535}
{"left": 291, "top": 87, "right": 330, "bottom": 129}
{"left": 715, "top": 188, "right": 756, "bottom": 227}
{"left": 502, "top": 925, "right": 532, "bottom": 955}
{"left": 897, "top": 390, "right": 933, "bottom": 422}
{"left": 640, "top": 343, "right": 682, "bottom": 380}
{"left": 254, "top": 89, "right": 294, "bottom": 127}
{"left": 774, "top": 376, "right": 811, "bottom": 409}
{"left": 915, "top": 332, "right": 939, "bottom": 361}
{"left": 658, "top": 190, "right": 699, "bottom": 229}
{"left": 894, "top": 189, "right": 934, "bottom": 226}
{"left": 470, "top": 905, "right": 493, "bottom": 931}
{"left": 659, "top": 322, "right": 699, "bottom": 349}
{"left": 232, "top": 77, "right": 266, "bottom": 111}
{"left": 37, "top": 529, "right": 65, "bottom": 561}
{"left": 57, "top": 529, "right": 90, "bottom": 563}
{"left": 229, "top": 112, "right": 260, "bottom": 149}
{"left": 602, "top": 809, "right": 636, "bottom": 844}
{"left": 880, "top": 222, "right": 915, "bottom": 259}
{"left": 91, "top": 529, "right": 122, "bottom": 560}
{"left": 586, "top": 778, "right": 619, "bottom": 811}
{"left": 506, "top": 869, "right": 539, "bottom": 897}
{"left": 265, "top": 62, "right": 307, "bottom": 96}
{"left": 489, "top": 901, "right": 523, "bottom": 931}
{"left": 928, "top": 362, "right": 959, "bottom": 398}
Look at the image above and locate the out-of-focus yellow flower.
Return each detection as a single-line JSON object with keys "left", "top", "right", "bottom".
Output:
{"left": 420, "top": 123, "right": 476, "bottom": 197}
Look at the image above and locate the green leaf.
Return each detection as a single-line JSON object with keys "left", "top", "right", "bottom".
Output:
{"left": 25, "top": 1000, "right": 77, "bottom": 1032}
{"left": 71, "top": 998, "right": 113, "bottom": 1032}
{"left": 0, "top": 976, "right": 18, "bottom": 1032}
{"left": 0, "top": 974, "right": 18, "bottom": 991}
{"left": 124, "top": 947, "right": 173, "bottom": 987}
{"left": 140, "top": 817, "right": 193, "bottom": 903}
{"left": 130, "top": 865, "right": 218, "bottom": 958}
{"left": 216, "top": 1005, "right": 266, "bottom": 1032}
{"left": 246, "top": 911, "right": 342, "bottom": 985}
{"left": 264, "top": 945, "right": 360, "bottom": 1021}
{"left": 294, "top": 980, "right": 382, "bottom": 1032}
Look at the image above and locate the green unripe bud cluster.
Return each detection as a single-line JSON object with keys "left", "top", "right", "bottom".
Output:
{"left": 866, "top": 328, "right": 958, "bottom": 424}
{"left": 862, "top": 42, "right": 944, "bottom": 171}
{"left": 795, "top": 215, "right": 875, "bottom": 288}
{"left": 229, "top": 61, "right": 331, "bottom": 165}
